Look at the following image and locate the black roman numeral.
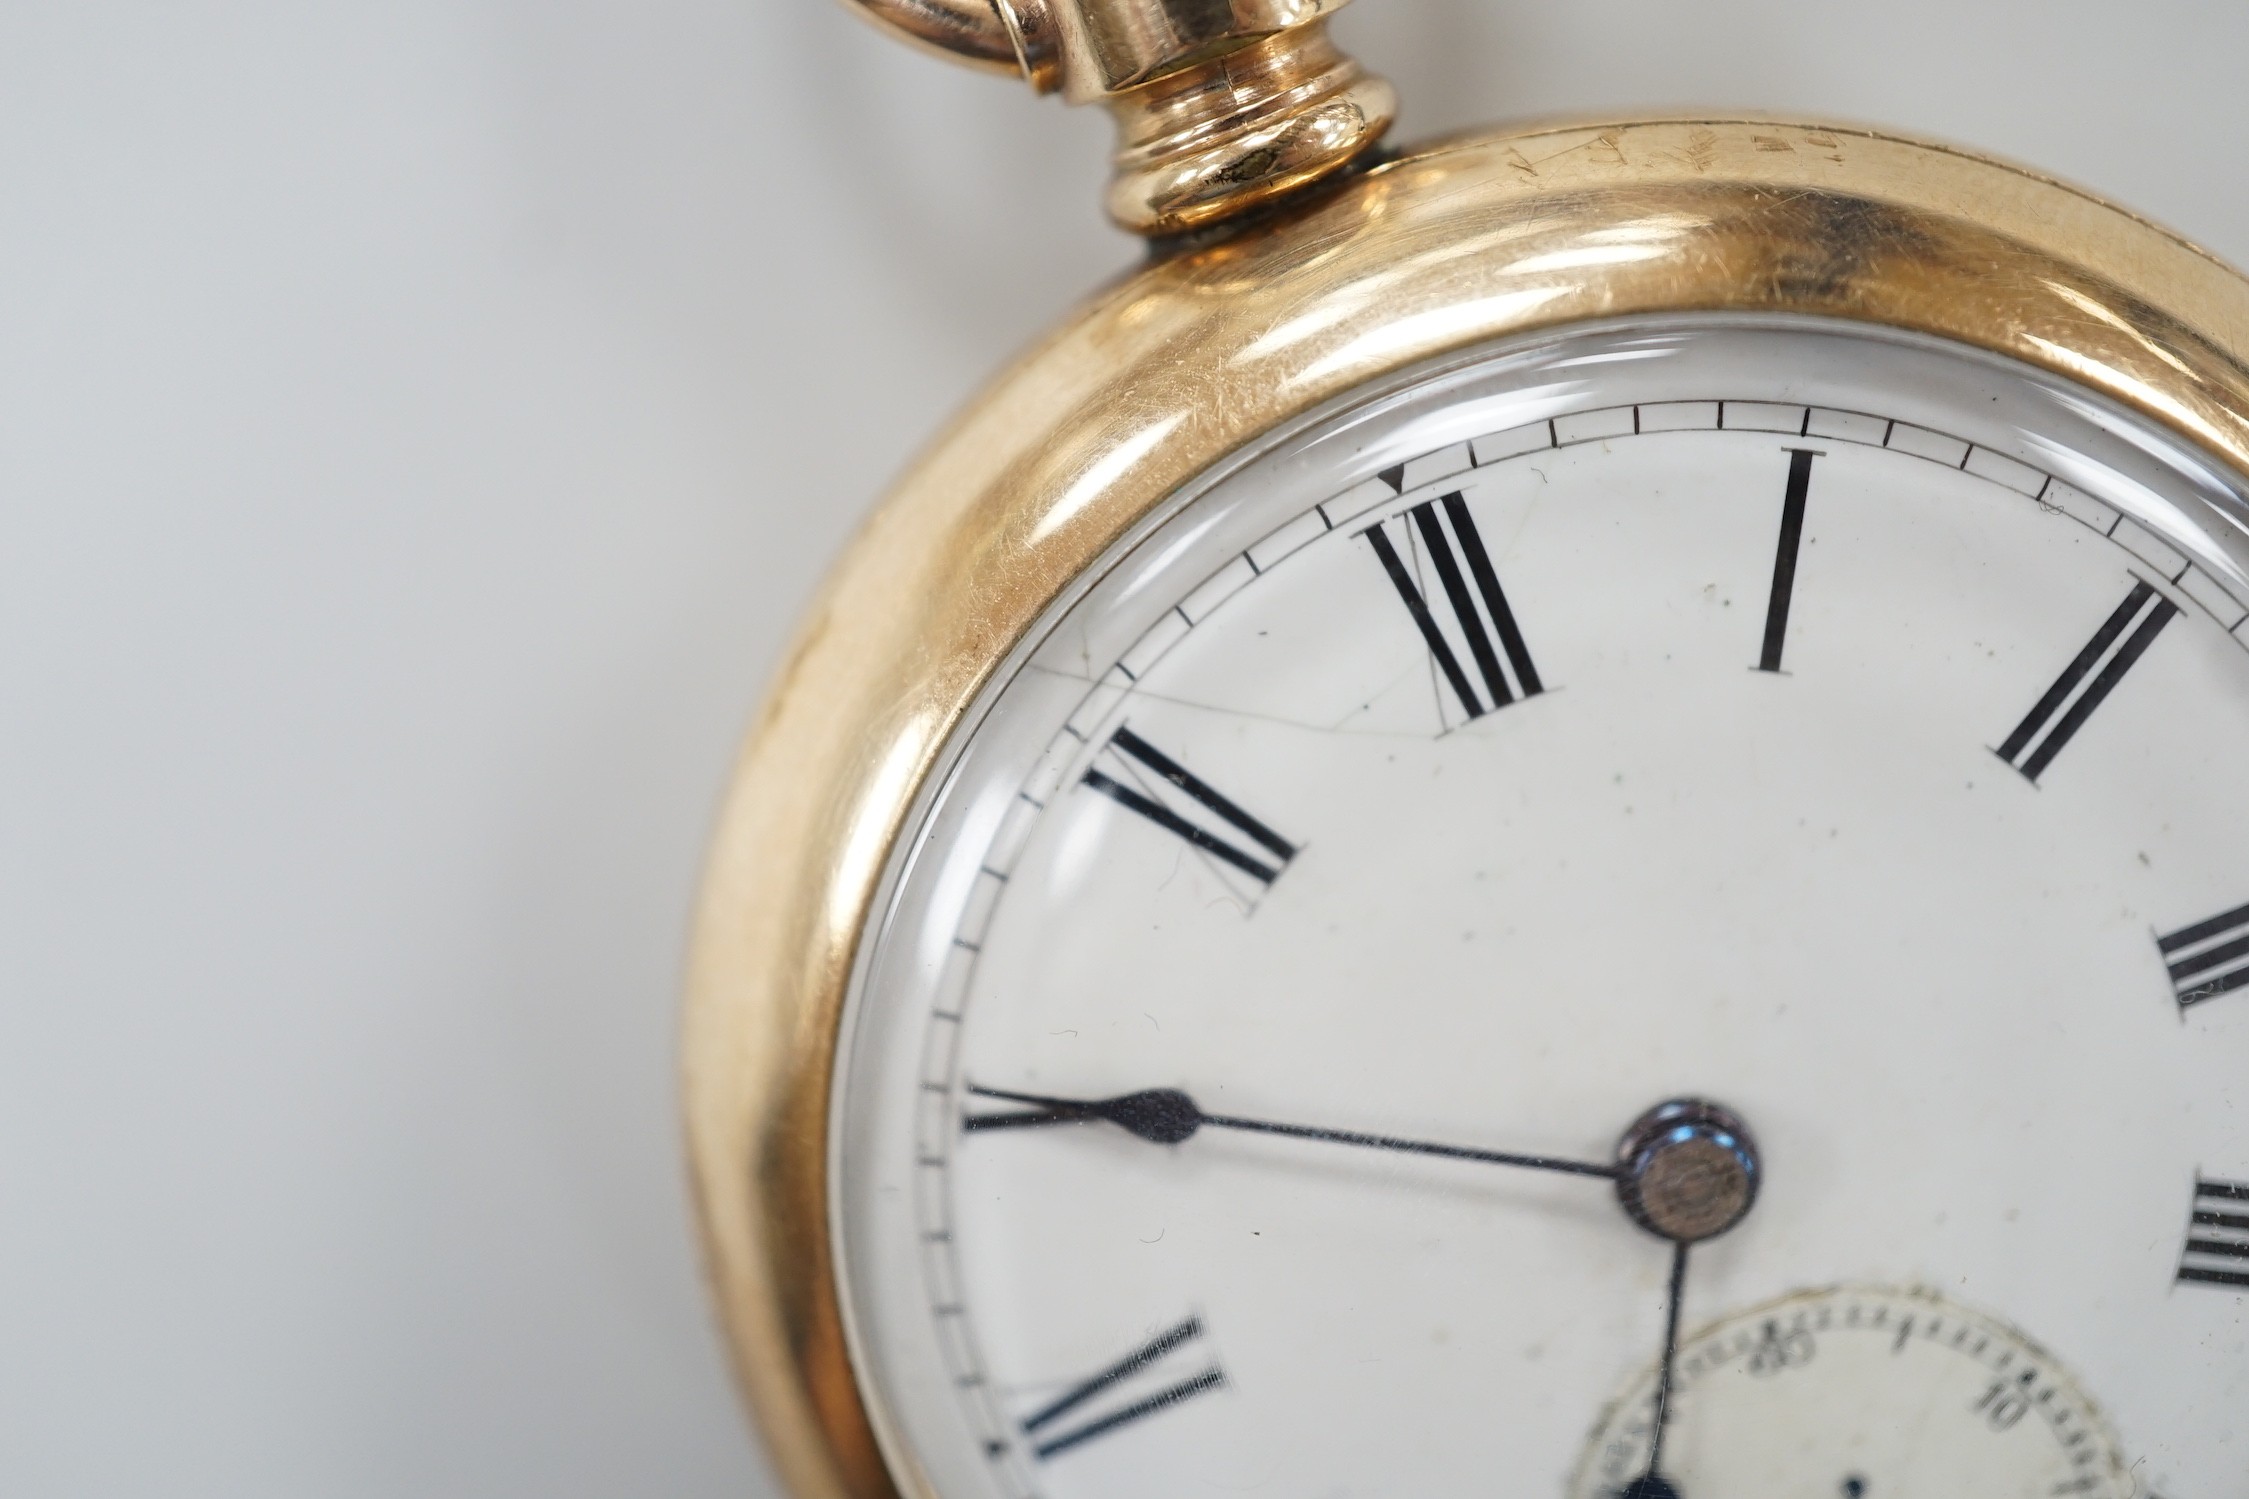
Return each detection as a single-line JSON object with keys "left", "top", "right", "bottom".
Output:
{"left": 2178, "top": 1178, "right": 2249, "bottom": 1290}
{"left": 1995, "top": 579, "right": 2177, "bottom": 782}
{"left": 2157, "top": 901, "right": 2249, "bottom": 1008}
{"left": 1363, "top": 492, "right": 1543, "bottom": 724}
{"left": 1021, "top": 1316, "right": 1226, "bottom": 1461}
{"left": 1082, "top": 727, "right": 1297, "bottom": 885}
{"left": 1757, "top": 449, "right": 1819, "bottom": 673}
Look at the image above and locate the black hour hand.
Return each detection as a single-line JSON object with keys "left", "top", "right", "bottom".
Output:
{"left": 966, "top": 1084, "right": 1202, "bottom": 1143}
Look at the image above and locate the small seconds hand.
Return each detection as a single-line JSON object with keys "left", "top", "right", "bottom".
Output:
{"left": 964, "top": 1083, "right": 1618, "bottom": 1180}
{"left": 1618, "top": 1241, "right": 1690, "bottom": 1499}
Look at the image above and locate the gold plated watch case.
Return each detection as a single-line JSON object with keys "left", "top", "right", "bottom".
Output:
{"left": 684, "top": 118, "right": 2249, "bottom": 1499}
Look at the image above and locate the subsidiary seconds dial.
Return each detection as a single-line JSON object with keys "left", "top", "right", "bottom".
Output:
{"left": 1573, "top": 1286, "right": 2133, "bottom": 1499}
{"left": 830, "top": 323, "right": 2249, "bottom": 1499}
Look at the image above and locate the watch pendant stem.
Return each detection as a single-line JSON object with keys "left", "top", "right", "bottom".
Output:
{"left": 841, "top": 0, "right": 1394, "bottom": 238}
{"left": 840, "top": 0, "right": 1032, "bottom": 77}
{"left": 1103, "top": 21, "right": 1395, "bottom": 238}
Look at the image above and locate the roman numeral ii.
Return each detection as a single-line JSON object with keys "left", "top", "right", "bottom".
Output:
{"left": 1363, "top": 492, "right": 1543, "bottom": 724}
{"left": 2178, "top": 1178, "right": 2249, "bottom": 1290}
{"left": 2157, "top": 901, "right": 2249, "bottom": 1008}
{"left": 1995, "top": 579, "right": 2177, "bottom": 782}
{"left": 1082, "top": 727, "right": 1297, "bottom": 885}
{"left": 1020, "top": 1316, "right": 1226, "bottom": 1461}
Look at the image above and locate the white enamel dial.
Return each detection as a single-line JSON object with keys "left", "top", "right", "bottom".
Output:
{"left": 832, "top": 321, "right": 2249, "bottom": 1499}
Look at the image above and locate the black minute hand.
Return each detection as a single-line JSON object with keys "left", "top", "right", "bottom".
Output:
{"left": 964, "top": 1084, "right": 1617, "bottom": 1180}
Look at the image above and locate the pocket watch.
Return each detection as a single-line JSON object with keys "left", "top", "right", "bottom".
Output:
{"left": 685, "top": 4, "right": 2249, "bottom": 1497}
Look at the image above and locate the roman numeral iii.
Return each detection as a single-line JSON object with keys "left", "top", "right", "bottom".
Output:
{"left": 2177, "top": 1178, "right": 2249, "bottom": 1291}
{"left": 1363, "top": 492, "right": 1543, "bottom": 724}
{"left": 1020, "top": 1316, "right": 1226, "bottom": 1461}
{"left": 1082, "top": 727, "right": 1298, "bottom": 885}
{"left": 2157, "top": 901, "right": 2249, "bottom": 1008}
{"left": 1995, "top": 578, "right": 2177, "bottom": 782}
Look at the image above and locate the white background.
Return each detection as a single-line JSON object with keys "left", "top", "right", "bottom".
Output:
{"left": 4, "top": 3, "right": 2247, "bottom": 1495}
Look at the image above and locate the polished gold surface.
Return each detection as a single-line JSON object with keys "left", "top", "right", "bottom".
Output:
{"left": 843, "top": 0, "right": 1362, "bottom": 99}
{"left": 685, "top": 118, "right": 2249, "bottom": 1499}
{"left": 989, "top": 0, "right": 1061, "bottom": 94}
{"left": 839, "top": 0, "right": 1031, "bottom": 78}
{"left": 1103, "top": 20, "right": 1394, "bottom": 236}
{"left": 840, "top": 0, "right": 1387, "bottom": 233}
{"left": 1041, "top": 0, "right": 1355, "bottom": 101}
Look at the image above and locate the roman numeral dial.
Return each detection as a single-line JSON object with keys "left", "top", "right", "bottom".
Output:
{"left": 2177, "top": 1178, "right": 2249, "bottom": 1291}
{"left": 1363, "top": 492, "right": 1543, "bottom": 726}
{"left": 886, "top": 380, "right": 2249, "bottom": 1499}
{"left": 1081, "top": 726, "right": 1298, "bottom": 885}
{"left": 1018, "top": 1316, "right": 1226, "bottom": 1461}
{"left": 2156, "top": 901, "right": 2249, "bottom": 1008}
{"left": 1995, "top": 579, "right": 2178, "bottom": 782}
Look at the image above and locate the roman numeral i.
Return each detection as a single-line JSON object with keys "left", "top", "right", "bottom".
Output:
{"left": 1020, "top": 1316, "right": 1226, "bottom": 1461}
{"left": 1995, "top": 578, "right": 2177, "bottom": 782}
{"left": 1363, "top": 492, "right": 1543, "bottom": 725}
{"left": 1082, "top": 727, "right": 1298, "bottom": 885}
{"left": 2178, "top": 1178, "right": 2249, "bottom": 1291}
{"left": 2157, "top": 901, "right": 2249, "bottom": 1008}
